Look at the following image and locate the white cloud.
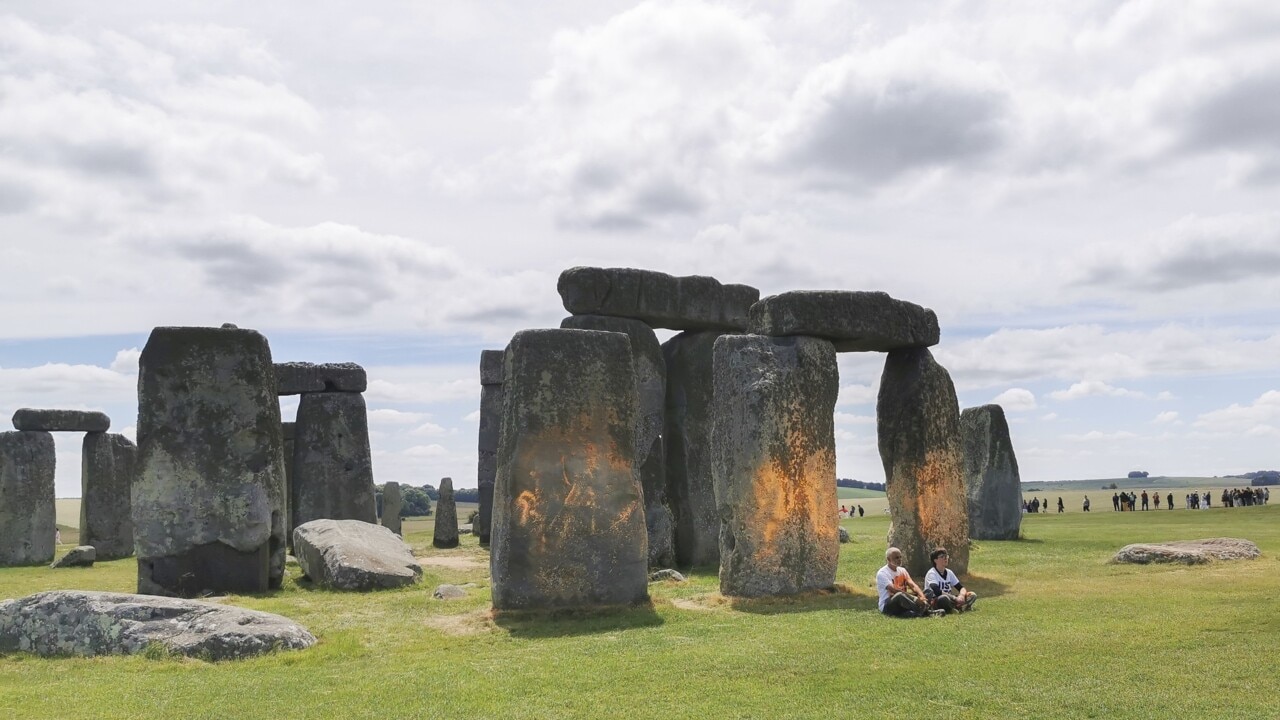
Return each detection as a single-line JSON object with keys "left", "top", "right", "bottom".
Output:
{"left": 1049, "top": 380, "right": 1145, "bottom": 401}
{"left": 462, "top": 409, "right": 480, "bottom": 423}
{"left": 834, "top": 412, "right": 875, "bottom": 426}
{"left": 1193, "top": 390, "right": 1280, "bottom": 431}
{"left": 1040, "top": 412, "right": 1058, "bottom": 421}
{"left": 1153, "top": 411, "right": 1179, "bottom": 424}
{"left": 991, "top": 387, "right": 1037, "bottom": 411}
{"left": 366, "top": 408, "right": 429, "bottom": 426}
{"left": 409, "top": 422, "right": 454, "bottom": 438}
{"left": 108, "top": 348, "right": 141, "bottom": 375}
{"left": 403, "top": 443, "right": 450, "bottom": 458}
{"left": 837, "top": 382, "right": 879, "bottom": 406}
{"left": 1064, "top": 430, "right": 1139, "bottom": 442}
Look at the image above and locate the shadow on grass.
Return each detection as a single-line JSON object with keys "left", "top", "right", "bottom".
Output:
{"left": 963, "top": 574, "right": 1010, "bottom": 599}
{"left": 494, "top": 602, "right": 664, "bottom": 638}
{"left": 728, "top": 584, "right": 878, "bottom": 615}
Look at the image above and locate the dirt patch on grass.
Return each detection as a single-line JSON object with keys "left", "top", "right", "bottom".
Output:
{"left": 669, "top": 596, "right": 722, "bottom": 612}
{"left": 417, "top": 555, "right": 487, "bottom": 570}
{"left": 424, "top": 609, "right": 495, "bottom": 636}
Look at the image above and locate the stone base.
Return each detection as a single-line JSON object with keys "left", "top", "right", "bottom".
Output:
{"left": 138, "top": 542, "right": 270, "bottom": 598}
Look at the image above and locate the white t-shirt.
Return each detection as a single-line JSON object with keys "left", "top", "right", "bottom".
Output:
{"left": 924, "top": 567, "right": 960, "bottom": 597}
{"left": 875, "top": 564, "right": 910, "bottom": 611}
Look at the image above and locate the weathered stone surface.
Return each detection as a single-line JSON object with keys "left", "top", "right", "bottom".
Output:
{"left": 80, "top": 432, "right": 136, "bottom": 560}
{"left": 838, "top": 527, "right": 850, "bottom": 544}
{"left": 433, "top": 584, "right": 466, "bottom": 600}
{"left": 12, "top": 408, "right": 110, "bottom": 433}
{"left": 0, "top": 591, "right": 315, "bottom": 660}
{"left": 648, "top": 569, "right": 686, "bottom": 582}
{"left": 382, "top": 481, "right": 402, "bottom": 535}
{"left": 712, "top": 335, "right": 839, "bottom": 597}
{"left": 960, "top": 405, "right": 1022, "bottom": 541}
{"left": 275, "top": 361, "right": 367, "bottom": 395}
{"left": 0, "top": 430, "right": 56, "bottom": 566}
{"left": 748, "top": 291, "right": 939, "bottom": 352}
{"left": 291, "top": 392, "right": 376, "bottom": 532}
{"left": 878, "top": 347, "right": 969, "bottom": 577}
{"left": 135, "top": 326, "right": 286, "bottom": 597}
{"left": 558, "top": 266, "right": 759, "bottom": 331}
{"left": 476, "top": 350, "right": 505, "bottom": 543}
{"left": 292, "top": 519, "right": 422, "bottom": 590}
{"left": 51, "top": 545, "right": 96, "bottom": 568}
{"left": 281, "top": 421, "right": 295, "bottom": 546}
{"left": 491, "top": 329, "right": 649, "bottom": 610}
{"left": 563, "top": 314, "right": 674, "bottom": 568}
{"left": 433, "top": 477, "right": 459, "bottom": 549}
{"left": 663, "top": 330, "right": 723, "bottom": 567}
{"left": 1113, "top": 538, "right": 1261, "bottom": 565}
{"left": 479, "top": 349, "right": 505, "bottom": 386}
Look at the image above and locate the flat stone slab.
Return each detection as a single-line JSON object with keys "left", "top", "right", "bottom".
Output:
{"left": 0, "top": 591, "right": 316, "bottom": 660}
{"left": 293, "top": 519, "right": 422, "bottom": 590}
{"left": 1113, "top": 538, "right": 1261, "bottom": 565}
{"left": 51, "top": 546, "right": 96, "bottom": 568}
{"left": 12, "top": 408, "right": 110, "bottom": 433}
{"left": 748, "top": 291, "right": 939, "bottom": 352}
{"left": 275, "top": 362, "right": 368, "bottom": 395}
{"left": 558, "top": 266, "right": 759, "bottom": 331}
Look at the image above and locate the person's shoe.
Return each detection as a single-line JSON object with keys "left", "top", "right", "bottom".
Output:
{"left": 928, "top": 609, "right": 946, "bottom": 617}
{"left": 963, "top": 595, "right": 977, "bottom": 611}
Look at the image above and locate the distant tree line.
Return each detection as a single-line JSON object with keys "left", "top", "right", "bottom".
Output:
{"left": 417, "top": 483, "right": 480, "bottom": 503}
{"left": 1240, "top": 470, "right": 1279, "bottom": 486}
{"left": 374, "top": 484, "right": 434, "bottom": 517}
{"left": 837, "top": 478, "right": 886, "bottom": 492}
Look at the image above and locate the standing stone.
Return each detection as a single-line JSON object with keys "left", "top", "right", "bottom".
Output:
{"left": 558, "top": 266, "right": 759, "bottom": 331}
{"left": 433, "top": 477, "right": 459, "bottom": 549}
{"left": 475, "top": 349, "right": 504, "bottom": 544}
{"left": 281, "top": 421, "right": 295, "bottom": 546}
{"left": 0, "top": 431, "right": 56, "bottom": 566}
{"left": 663, "top": 330, "right": 723, "bottom": 567}
{"left": 291, "top": 392, "right": 376, "bottom": 532}
{"left": 80, "top": 432, "right": 137, "bottom": 560}
{"left": 383, "top": 481, "right": 403, "bottom": 536}
{"left": 134, "top": 326, "right": 286, "bottom": 597}
{"left": 491, "top": 329, "right": 648, "bottom": 610}
{"left": 877, "top": 348, "right": 969, "bottom": 577}
{"left": 712, "top": 335, "right": 839, "bottom": 597}
{"left": 563, "top": 315, "right": 674, "bottom": 567}
{"left": 960, "top": 405, "right": 1022, "bottom": 541}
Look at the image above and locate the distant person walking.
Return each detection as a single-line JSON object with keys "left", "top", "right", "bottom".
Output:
{"left": 1083, "top": 496, "right": 1091, "bottom": 512}
{"left": 1112, "top": 493, "right": 1120, "bottom": 511}
{"left": 1141, "top": 491, "right": 1149, "bottom": 511}
{"left": 1057, "top": 497, "right": 1064, "bottom": 513}
{"left": 1153, "top": 493, "right": 1160, "bottom": 509}
{"left": 1167, "top": 492, "right": 1173, "bottom": 510}
{"left": 858, "top": 505, "right": 865, "bottom": 518}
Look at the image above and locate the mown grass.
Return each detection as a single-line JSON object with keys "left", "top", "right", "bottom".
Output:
{"left": 4, "top": 506, "right": 1279, "bottom": 719}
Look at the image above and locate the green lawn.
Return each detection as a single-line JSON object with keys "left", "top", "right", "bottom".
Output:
{"left": 5, "top": 505, "right": 1279, "bottom": 719}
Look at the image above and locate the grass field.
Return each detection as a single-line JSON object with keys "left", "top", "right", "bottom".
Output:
{"left": 5, "top": 501, "right": 1278, "bottom": 719}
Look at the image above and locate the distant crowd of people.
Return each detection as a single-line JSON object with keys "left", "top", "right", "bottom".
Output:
{"left": 839, "top": 505, "right": 865, "bottom": 518}
{"left": 1021, "top": 496, "right": 1065, "bottom": 513}
{"left": 1019, "top": 487, "right": 1272, "bottom": 514}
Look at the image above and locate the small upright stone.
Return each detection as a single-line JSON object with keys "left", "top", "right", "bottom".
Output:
{"left": 275, "top": 362, "right": 368, "bottom": 395}
{"left": 291, "top": 392, "right": 376, "bottom": 531}
{"left": 433, "top": 477, "right": 459, "bottom": 549}
{"left": 960, "top": 405, "right": 1022, "bottom": 541}
{"left": 134, "top": 326, "right": 286, "bottom": 597}
{"left": 80, "top": 432, "right": 137, "bottom": 560}
{"left": 748, "top": 291, "right": 939, "bottom": 352}
{"left": 0, "top": 431, "right": 56, "bottom": 566}
{"left": 664, "top": 330, "right": 723, "bottom": 567}
{"left": 51, "top": 546, "right": 96, "bottom": 568}
{"left": 712, "top": 335, "right": 839, "bottom": 597}
{"left": 558, "top": 266, "right": 759, "bottom": 331}
{"left": 877, "top": 348, "right": 969, "bottom": 577}
{"left": 491, "top": 329, "right": 649, "bottom": 610}
{"left": 476, "top": 349, "right": 505, "bottom": 544}
{"left": 382, "top": 481, "right": 403, "bottom": 535}
{"left": 12, "top": 408, "right": 110, "bottom": 433}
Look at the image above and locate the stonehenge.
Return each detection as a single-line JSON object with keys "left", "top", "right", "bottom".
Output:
{"left": 960, "top": 405, "right": 1022, "bottom": 541}
{"left": 0, "top": 430, "right": 57, "bottom": 566}
{"left": 382, "top": 481, "right": 403, "bottom": 535}
{"left": 557, "top": 266, "right": 758, "bottom": 331}
{"left": 433, "top": 477, "right": 459, "bottom": 549}
{"left": 290, "top": 386, "right": 377, "bottom": 531}
{"left": 134, "top": 326, "right": 287, "bottom": 597}
{"left": 13, "top": 409, "right": 111, "bottom": 433}
{"left": 80, "top": 432, "right": 137, "bottom": 560}
{"left": 664, "top": 330, "right": 725, "bottom": 568}
{"left": 475, "top": 349, "right": 504, "bottom": 545}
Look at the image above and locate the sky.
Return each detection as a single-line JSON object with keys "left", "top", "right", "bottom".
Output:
{"left": 2, "top": 0, "right": 1278, "bottom": 497}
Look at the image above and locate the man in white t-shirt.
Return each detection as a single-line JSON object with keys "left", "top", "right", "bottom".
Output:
{"left": 923, "top": 548, "right": 976, "bottom": 613}
{"left": 875, "top": 547, "right": 932, "bottom": 617}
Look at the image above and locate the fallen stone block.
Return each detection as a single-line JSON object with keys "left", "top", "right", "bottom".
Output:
{"left": 433, "top": 584, "right": 467, "bottom": 600}
{"left": 50, "top": 546, "right": 96, "bottom": 568}
{"left": 293, "top": 519, "right": 422, "bottom": 590}
{"left": 1113, "top": 538, "right": 1260, "bottom": 564}
{"left": 748, "top": 291, "right": 939, "bottom": 352}
{"left": 12, "top": 408, "right": 110, "bottom": 433}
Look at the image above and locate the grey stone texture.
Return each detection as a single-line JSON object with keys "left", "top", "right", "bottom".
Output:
{"left": 0, "top": 591, "right": 316, "bottom": 660}
{"left": 433, "top": 584, "right": 466, "bottom": 600}
{"left": 476, "top": 349, "right": 504, "bottom": 544}
{"left": 748, "top": 291, "right": 940, "bottom": 352}
{"left": 51, "top": 546, "right": 96, "bottom": 568}
{"left": 134, "top": 326, "right": 287, "bottom": 597}
{"left": 558, "top": 266, "right": 759, "bottom": 331}
{"left": 562, "top": 314, "right": 674, "bottom": 568}
{"left": 12, "top": 408, "right": 110, "bottom": 433}
{"left": 80, "top": 432, "right": 137, "bottom": 560}
{"left": 491, "top": 329, "right": 649, "bottom": 611}
{"left": 274, "top": 361, "right": 367, "bottom": 395}
{"left": 291, "top": 392, "right": 377, "bottom": 533}
{"left": 648, "top": 569, "right": 686, "bottom": 582}
{"left": 292, "top": 519, "right": 423, "bottom": 590}
{"left": 838, "top": 527, "right": 850, "bottom": 544}
{"left": 663, "top": 330, "right": 724, "bottom": 567}
{"left": 382, "top": 481, "right": 402, "bottom": 535}
{"left": 877, "top": 347, "right": 970, "bottom": 577}
{"left": 433, "top": 477, "right": 459, "bottom": 549}
{"left": 1113, "top": 538, "right": 1260, "bottom": 565}
{"left": 712, "top": 335, "right": 840, "bottom": 597}
{"left": 960, "top": 405, "right": 1023, "bottom": 541}
{"left": 0, "top": 430, "right": 56, "bottom": 566}
{"left": 281, "top": 420, "right": 295, "bottom": 545}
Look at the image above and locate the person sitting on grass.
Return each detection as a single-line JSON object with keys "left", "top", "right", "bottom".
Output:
{"left": 924, "top": 548, "right": 977, "bottom": 614}
{"left": 876, "top": 547, "right": 935, "bottom": 617}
